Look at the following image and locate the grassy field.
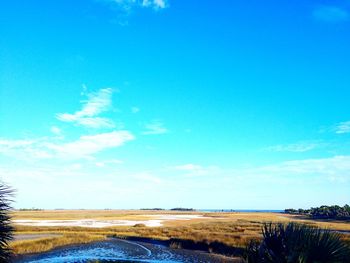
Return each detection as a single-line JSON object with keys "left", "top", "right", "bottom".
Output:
{"left": 11, "top": 233, "right": 106, "bottom": 254}
{"left": 10, "top": 210, "right": 350, "bottom": 256}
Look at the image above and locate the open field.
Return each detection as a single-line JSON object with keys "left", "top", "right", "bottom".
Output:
{"left": 10, "top": 210, "right": 350, "bottom": 256}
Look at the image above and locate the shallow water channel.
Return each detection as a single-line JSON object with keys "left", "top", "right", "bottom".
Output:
{"left": 15, "top": 239, "right": 238, "bottom": 263}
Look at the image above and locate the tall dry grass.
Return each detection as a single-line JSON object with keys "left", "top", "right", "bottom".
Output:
{"left": 11, "top": 233, "right": 106, "bottom": 254}
{"left": 12, "top": 220, "right": 263, "bottom": 254}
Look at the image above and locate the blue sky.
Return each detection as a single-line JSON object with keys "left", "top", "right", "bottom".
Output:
{"left": 1, "top": 0, "right": 350, "bottom": 209}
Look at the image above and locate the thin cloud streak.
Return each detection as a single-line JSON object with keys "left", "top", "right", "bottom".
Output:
{"left": 0, "top": 138, "right": 53, "bottom": 159}
{"left": 142, "top": 120, "right": 168, "bottom": 135}
{"left": 57, "top": 88, "right": 115, "bottom": 129}
{"left": 173, "top": 164, "right": 220, "bottom": 177}
{"left": 265, "top": 142, "right": 321, "bottom": 152}
{"left": 50, "top": 126, "right": 62, "bottom": 136}
{"left": 0, "top": 131, "right": 134, "bottom": 160}
{"left": 244, "top": 155, "right": 350, "bottom": 183}
{"left": 142, "top": 0, "right": 167, "bottom": 9}
{"left": 105, "top": 0, "right": 168, "bottom": 11}
{"left": 335, "top": 121, "right": 350, "bottom": 134}
{"left": 46, "top": 131, "right": 134, "bottom": 158}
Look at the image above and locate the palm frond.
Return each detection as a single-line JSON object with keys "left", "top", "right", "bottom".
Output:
{"left": 244, "top": 222, "right": 350, "bottom": 263}
{"left": 0, "top": 183, "right": 14, "bottom": 261}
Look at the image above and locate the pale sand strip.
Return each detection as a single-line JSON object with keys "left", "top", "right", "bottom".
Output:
{"left": 13, "top": 214, "right": 214, "bottom": 228}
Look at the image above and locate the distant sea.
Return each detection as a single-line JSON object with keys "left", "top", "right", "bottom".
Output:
{"left": 199, "top": 209, "right": 284, "bottom": 213}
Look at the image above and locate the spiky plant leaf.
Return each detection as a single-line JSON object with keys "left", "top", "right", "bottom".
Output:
{"left": 244, "top": 222, "right": 350, "bottom": 263}
{"left": 0, "top": 183, "right": 14, "bottom": 262}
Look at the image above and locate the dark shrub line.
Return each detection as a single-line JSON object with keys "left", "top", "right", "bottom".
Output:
{"left": 285, "top": 204, "right": 350, "bottom": 220}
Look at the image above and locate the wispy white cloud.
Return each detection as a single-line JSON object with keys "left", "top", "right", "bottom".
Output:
{"left": 0, "top": 138, "right": 52, "bottom": 160}
{"left": 335, "top": 121, "right": 350, "bottom": 134}
{"left": 74, "top": 117, "right": 115, "bottom": 128}
{"left": 142, "top": 0, "right": 167, "bottom": 9}
{"left": 0, "top": 139, "right": 34, "bottom": 148}
{"left": 142, "top": 120, "right": 168, "bottom": 135}
{"left": 106, "top": 0, "right": 168, "bottom": 11}
{"left": 50, "top": 126, "right": 64, "bottom": 140}
{"left": 0, "top": 131, "right": 134, "bottom": 160}
{"left": 57, "top": 88, "right": 115, "bottom": 129}
{"left": 46, "top": 131, "right": 134, "bottom": 158}
{"left": 253, "top": 155, "right": 350, "bottom": 183}
{"left": 50, "top": 126, "right": 62, "bottom": 136}
{"left": 173, "top": 164, "right": 220, "bottom": 176}
{"left": 106, "top": 159, "right": 124, "bottom": 164}
{"left": 173, "top": 155, "right": 350, "bottom": 183}
{"left": 131, "top": 107, "right": 140, "bottom": 113}
{"left": 95, "top": 162, "right": 105, "bottom": 167}
{"left": 95, "top": 159, "right": 124, "bottom": 167}
{"left": 313, "top": 5, "right": 349, "bottom": 22}
{"left": 265, "top": 142, "right": 321, "bottom": 153}
{"left": 174, "top": 164, "right": 203, "bottom": 171}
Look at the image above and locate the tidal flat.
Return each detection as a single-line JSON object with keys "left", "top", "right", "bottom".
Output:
{"left": 14, "top": 238, "right": 240, "bottom": 263}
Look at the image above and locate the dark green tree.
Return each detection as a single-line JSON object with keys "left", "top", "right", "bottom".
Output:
{"left": 285, "top": 204, "right": 350, "bottom": 220}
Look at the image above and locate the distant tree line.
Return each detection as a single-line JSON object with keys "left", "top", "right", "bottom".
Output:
{"left": 285, "top": 204, "right": 350, "bottom": 220}
{"left": 18, "top": 208, "right": 43, "bottom": 211}
{"left": 170, "top": 208, "right": 196, "bottom": 211}
{"left": 140, "top": 208, "right": 165, "bottom": 211}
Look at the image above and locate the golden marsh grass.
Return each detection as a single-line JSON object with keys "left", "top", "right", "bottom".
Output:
{"left": 10, "top": 210, "right": 350, "bottom": 255}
